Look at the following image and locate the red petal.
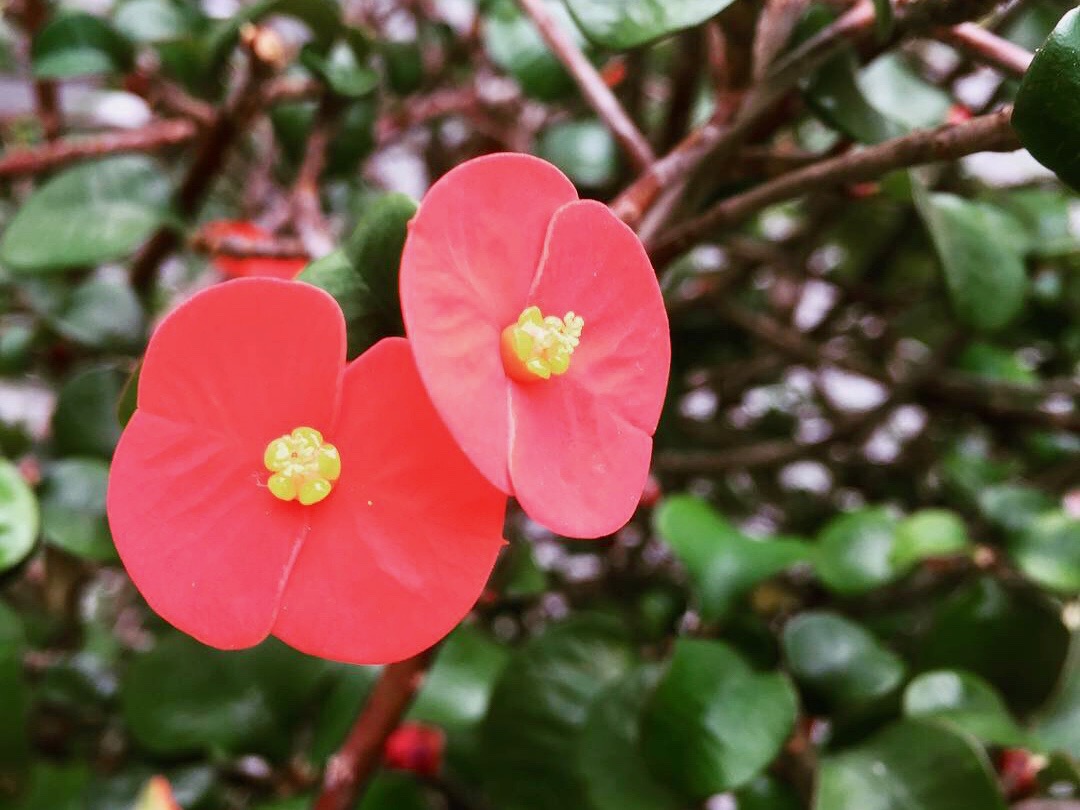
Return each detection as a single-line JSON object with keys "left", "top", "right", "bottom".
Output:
{"left": 107, "top": 411, "right": 308, "bottom": 648}
{"left": 138, "top": 278, "right": 345, "bottom": 458}
{"left": 272, "top": 338, "right": 506, "bottom": 665}
{"left": 528, "top": 200, "right": 670, "bottom": 434}
{"left": 401, "top": 153, "right": 578, "bottom": 491}
{"left": 510, "top": 380, "right": 653, "bottom": 538}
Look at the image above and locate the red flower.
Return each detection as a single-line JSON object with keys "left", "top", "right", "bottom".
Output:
{"left": 400, "top": 154, "right": 670, "bottom": 538}
{"left": 107, "top": 278, "right": 506, "bottom": 664}
{"left": 384, "top": 722, "right": 445, "bottom": 777}
{"left": 203, "top": 220, "right": 307, "bottom": 280}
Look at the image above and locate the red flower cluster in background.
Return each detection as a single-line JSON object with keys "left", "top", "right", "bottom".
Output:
{"left": 107, "top": 154, "right": 670, "bottom": 664}
{"left": 202, "top": 220, "right": 307, "bottom": 280}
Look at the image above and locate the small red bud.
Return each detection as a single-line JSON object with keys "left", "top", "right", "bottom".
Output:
{"left": 384, "top": 722, "right": 445, "bottom": 778}
{"left": 997, "top": 749, "right": 1045, "bottom": 800}
{"left": 946, "top": 104, "right": 974, "bottom": 125}
{"left": 639, "top": 475, "right": 662, "bottom": 508}
{"left": 599, "top": 58, "right": 628, "bottom": 88}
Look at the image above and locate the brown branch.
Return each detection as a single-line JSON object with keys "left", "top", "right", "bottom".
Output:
{"left": 19, "top": 0, "right": 61, "bottom": 141}
{"left": 291, "top": 95, "right": 342, "bottom": 258}
{"left": 514, "top": 0, "right": 655, "bottom": 170}
{"left": 649, "top": 106, "right": 1020, "bottom": 264}
{"left": 0, "top": 120, "right": 197, "bottom": 179}
{"left": 129, "top": 25, "right": 285, "bottom": 295}
{"left": 190, "top": 229, "right": 308, "bottom": 259}
{"left": 262, "top": 75, "right": 323, "bottom": 105}
{"left": 611, "top": 0, "right": 1001, "bottom": 227}
{"left": 313, "top": 651, "right": 433, "bottom": 810}
{"left": 937, "top": 23, "right": 1033, "bottom": 77}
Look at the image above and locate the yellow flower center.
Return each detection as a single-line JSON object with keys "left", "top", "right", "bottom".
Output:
{"left": 263, "top": 426, "right": 341, "bottom": 506}
{"left": 500, "top": 306, "right": 584, "bottom": 382}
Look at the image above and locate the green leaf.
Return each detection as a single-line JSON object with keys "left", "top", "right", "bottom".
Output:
{"left": 857, "top": 54, "right": 950, "bottom": 131}
{"left": 782, "top": 611, "right": 906, "bottom": 711}
{"left": 913, "top": 188, "right": 1027, "bottom": 331}
{"left": 1009, "top": 512, "right": 1080, "bottom": 595}
{"left": 23, "top": 276, "right": 146, "bottom": 350}
{"left": 40, "top": 458, "right": 115, "bottom": 562}
{"left": 122, "top": 633, "right": 331, "bottom": 757}
{"left": 0, "top": 604, "right": 29, "bottom": 775}
{"left": 1034, "top": 634, "right": 1080, "bottom": 758}
{"left": 297, "top": 250, "right": 382, "bottom": 359}
{"left": 917, "top": 577, "right": 1070, "bottom": 714}
{"left": 903, "top": 670, "right": 1029, "bottom": 747}
{"left": 871, "top": 0, "right": 894, "bottom": 40}
{"left": 479, "top": 615, "right": 633, "bottom": 810}
{"left": 485, "top": 0, "right": 581, "bottom": 101}
{"left": 956, "top": 343, "right": 1038, "bottom": 384}
{"left": 343, "top": 192, "right": 417, "bottom": 331}
{"left": 300, "top": 41, "right": 378, "bottom": 98}
{"left": 31, "top": 11, "right": 133, "bottom": 78}
{"left": 977, "top": 483, "right": 1055, "bottom": 534}
{"left": 0, "top": 157, "right": 171, "bottom": 274}
{"left": 1013, "top": 7, "right": 1080, "bottom": 191}
{"left": 804, "top": 49, "right": 904, "bottom": 144}
{"left": 655, "top": 495, "right": 811, "bottom": 621}
{"left": 814, "top": 719, "right": 1007, "bottom": 810}
{"left": 410, "top": 624, "right": 509, "bottom": 732}
{"left": 577, "top": 666, "right": 684, "bottom": 810}
{"left": 814, "top": 508, "right": 900, "bottom": 595}
{"left": 308, "top": 665, "right": 380, "bottom": 764}
{"left": 563, "top": 0, "right": 736, "bottom": 50}
{"left": 891, "top": 509, "right": 970, "bottom": 573}
{"left": 113, "top": 0, "right": 201, "bottom": 43}
{"left": 51, "top": 365, "right": 127, "bottom": 458}
{"left": 537, "top": 120, "right": 618, "bottom": 188}
{"left": 4, "top": 763, "right": 92, "bottom": 810}
{"left": 0, "top": 459, "right": 37, "bottom": 573}
{"left": 641, "top": 639, "right": 798, "bottom": 798}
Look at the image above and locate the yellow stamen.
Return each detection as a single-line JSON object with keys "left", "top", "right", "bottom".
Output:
{"left": 500, "top": 306, "right": 584, "bottom": 383}
{"left": 263, "top": 426, "right": 341, "bottom": 505}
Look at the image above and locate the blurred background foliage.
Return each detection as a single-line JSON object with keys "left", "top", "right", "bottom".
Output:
{"left": 0, "top": 0, "right": 1079, "bottom": 808}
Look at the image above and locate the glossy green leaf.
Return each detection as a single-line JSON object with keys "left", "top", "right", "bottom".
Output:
{"left": 113, "top": 0, "right": 201, "bottom": 43}
{"left": 956, "top": 343, "right": 1038, "bottom": 384}
{"left": 308, "top": 664, "right": 380, "bottom": 764}
{"left": 563, "top": 0, "right": 736, "bottom": 49}
{"left": 0, "top": 157, "right": 171, "bottom": 274}
{"left": 858, "top": 54, "right": 950, "bottom": 131}
{"left": 814, "top": 508, "right": 900, "bottom": 595}
{"left": 903, "top": 670, "right": 1029, "bottom": 747}
{"left": 410, "top": 624, "right": 509, "bottom": 732}
{"left": 783, "top": 611, "right": 906, "bottom": 710}
{"left": 4, "top": 763, "right": 91, "bottom": 810}
{"left": 578, "top": 665, "right": 683, "bottom": 810}
{"left": 537, "top": 120, "right": 618, "bottom": 188}
{"left": 0, "top": 604, "right": 29, "bottom": 775}
{"left": 300, "top": 41, "right": 378, "bottom": 98}
{"left": 914, "top": 189, "right": 1027, "bottom": 331}
{"left": 51, "top": 365, "right": 127, "bottom": 458}
{"left": 485, "top": 0, "right": 581, "bottom": 101}
{"left": 641, "top": 639, "right": 798, "bottom": 798}
{"left": 814, "top": 719, "right": 1007, "bottom": 810}
{"left": 918, "top": 577, "right": 1069, "bottom": 714}
{"left": 1034, "top": 634, "right": 1080, "bottom": 758}
{"left": 31, "top": 11, "right": 133, "bottom": 78}
{"left": 891, "top": 509, "right": 970, "bottom": 573}
{"left": 23, "top": 277, "right": 146, "bottom": 350}
{"left": 977, "top": 484, "right": 1055, "bottom": 534}
{"left": 655, "top": 495, "right": 811, "bottom": 621}
{"left": 479, "top": 615, "right": 633, "bottom": 810}
{"left": 1013, "top": 8, "right": 1080, "bottom": 190}
{"left": 805, "top": 49, "right": 903, "bottom": 144}
{"left": 297, "top": 250, "right": 382, "bottom": 359}
{"left": 343, "top": 192, "right": 417, "bottom": 332}
{"left": 40, "top": 458, "right": 115, "bottom": 562}
{"left": 0, "top": 459, "right": 37, "bottom": 573}
{"left": 122, "top": 634, "right": 331, "bottom": 757}
{"left": 1009, "top": 513, "right": 1080, "bottom": 595}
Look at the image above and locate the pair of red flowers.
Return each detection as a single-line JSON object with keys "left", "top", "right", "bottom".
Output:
{"left": 107, "top": 154, "right": 670, "bottom": 664}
